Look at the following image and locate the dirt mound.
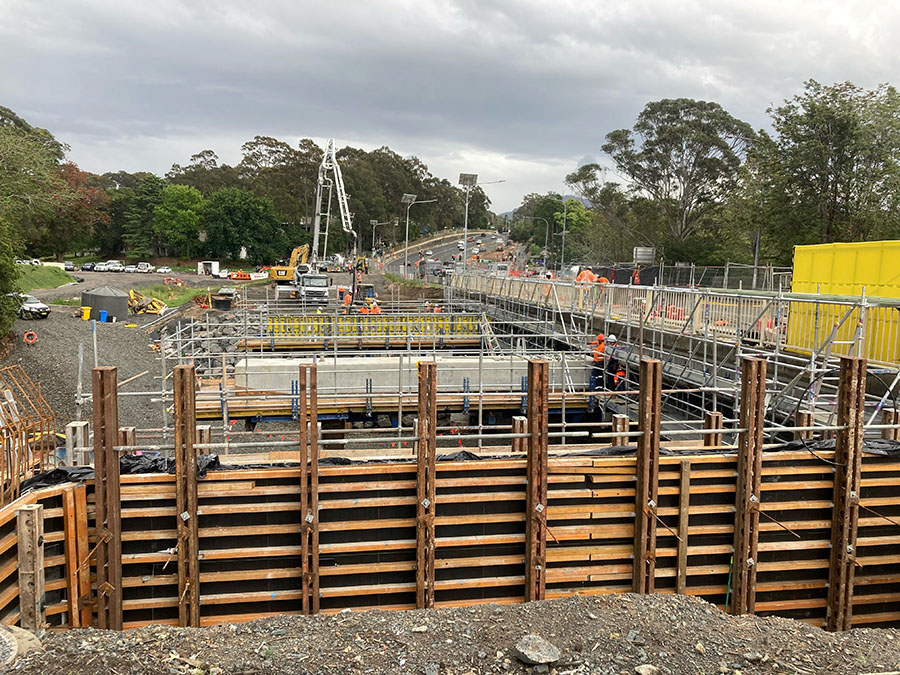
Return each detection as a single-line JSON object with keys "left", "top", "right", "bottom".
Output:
{"left": 13, "top": 594, "right": 900, "bottom": 674}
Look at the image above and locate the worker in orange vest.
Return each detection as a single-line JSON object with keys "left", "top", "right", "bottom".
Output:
{"left": 604, "top": 335, "right": 626, "bottom": 391}
{"left": 370, "top": 301, "right": 382, "bottom": 314}
{"left": 590, "top": 333, "right": 605, "bottom": 390}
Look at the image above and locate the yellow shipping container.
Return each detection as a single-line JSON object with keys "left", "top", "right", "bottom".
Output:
{"left": 787, "top": 240, "right": 900, "bottom": 365}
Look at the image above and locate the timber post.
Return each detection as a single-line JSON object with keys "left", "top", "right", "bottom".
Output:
{"left": 92, "top": 366, "right": 122, "bottom": 630}
{"left": 173, "top": 364, "right": 200, "bottom": 627}
{"left": 703, "top": 411, "right": 723, "bottom": 447}
{"left": 525, "top": 359, "right": 549, "bottom": 602}
{"left": 730, "top": 357, "right": 766, "bottom": 615}
{"left": 16, "top": 503, "right": 44, "bottom": 631}
{"left": 826, "top": 356, "right": 866, "bottom": 631}
{"left": 633, "top": 358, "right": 661, "bottom": 594}
{"left": 415, "top": 361, "right": 437, "bottom": 608}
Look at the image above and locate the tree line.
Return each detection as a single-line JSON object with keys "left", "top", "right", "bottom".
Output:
{"left": 0, "top": 109, "right": 494, "bottom": 335}
{"left": 510, "top": 80, "right": 900, "bottom": 268}
{"left": 3, "top": 118, "right": 494, "bottom": 265}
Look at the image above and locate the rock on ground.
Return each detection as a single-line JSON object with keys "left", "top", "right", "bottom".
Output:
{"left": 11, "top": 594, "right": 900, "bottom": 674}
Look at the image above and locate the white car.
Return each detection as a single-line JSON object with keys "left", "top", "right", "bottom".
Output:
{"left": 424, "top": 249, "right": 433, "bottom": 256}
{"left": 7, "top": 293, "right": 50, "bottom": 319}
{"left": 136, "top": 262, "right": 154, "bottom": 273}
{"left": 471, "top": 248, "right": 480, "bottom": 255}
{"left": 124, "top": 265, "right": 137, "bottom": 273}
{"left": 93, "top": 262, "right": 109, "bottom": 272}
{"left": 156, "top": 266, "right": 172, "bottom": 274}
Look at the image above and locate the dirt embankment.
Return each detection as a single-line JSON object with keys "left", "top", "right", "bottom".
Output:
{"left": 12, "top": 594, "right": 900, "bottom": 674}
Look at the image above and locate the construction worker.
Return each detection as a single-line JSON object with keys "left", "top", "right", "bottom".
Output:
{"left": 590, "top": 333, "right": 606, "bottom": 390}
{"left": 604, "top": 334, "right": 626, "bottom": 391}
{"left": 370, "top": 300, "right": 382, "bottom": 314}
{"left": 342, "top": 290, "right": 352, "bottom": 308}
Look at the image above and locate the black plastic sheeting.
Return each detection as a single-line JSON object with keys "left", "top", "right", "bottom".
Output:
{"left": 19, "top": 438, "right": 900, "bottom": 494}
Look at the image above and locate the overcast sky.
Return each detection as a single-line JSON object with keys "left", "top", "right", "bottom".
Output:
{"left": 2, "top": 0, "right": 898, "bottom": 212}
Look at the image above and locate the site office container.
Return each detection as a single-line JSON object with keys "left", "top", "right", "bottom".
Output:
{"left": 787, "top": 240, "right": 900, "bottom": 365}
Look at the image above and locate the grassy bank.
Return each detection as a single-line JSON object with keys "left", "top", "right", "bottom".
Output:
{"left": 383, "top": 272, "right": 441, "bottom": 289}
{"left": 18, "top": 265, "right": 74, "bottom": 292}
{"left": 135, "top": 284, "right": 206, "bottom": 307}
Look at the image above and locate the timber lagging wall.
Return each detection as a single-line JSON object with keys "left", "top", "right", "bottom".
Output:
{"left": 74, "top": 450, "right": 900, "bottom": 629}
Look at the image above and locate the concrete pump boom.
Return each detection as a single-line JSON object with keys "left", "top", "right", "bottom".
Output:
{"left": 311, "top": 138, "right": 356, "bottom": 263}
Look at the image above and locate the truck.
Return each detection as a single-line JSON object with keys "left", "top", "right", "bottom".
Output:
{"left": 275, "top": 272, "right": 331, "bottom": 303}
{"left": 198, "top": 260, "right": 220, "bottom": 276}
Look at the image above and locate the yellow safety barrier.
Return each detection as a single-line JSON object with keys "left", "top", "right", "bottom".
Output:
{"left": 266, "top": 314, "right": 482, "bottom": 338}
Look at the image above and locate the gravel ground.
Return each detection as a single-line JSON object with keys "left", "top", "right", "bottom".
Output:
{"left": 11, "top": 595, "right": 900, "bottom": 674}
{"left": 1, "top": 309, "right": 164, "bottom": 430}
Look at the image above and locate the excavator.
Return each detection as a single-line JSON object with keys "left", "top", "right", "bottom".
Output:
{"left": 269, "top": 244, "right": 310, "bottom": 281}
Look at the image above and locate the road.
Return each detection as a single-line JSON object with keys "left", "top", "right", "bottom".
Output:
{"left": 385, "top": 232, "right": 508, "bottom": 279}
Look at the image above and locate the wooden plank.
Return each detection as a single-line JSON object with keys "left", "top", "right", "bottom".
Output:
{"left": 826, "top": 356, "right": 866, "bottom": 632}
{"left": 16, "top": 504, "right": 44, "bottom": 631}
{"left": 524, "top": 359, "right": 548, "bottom": 602}
{"left": 633, "top": 358, "right": 661, "bottom": 594}
{"left": 73, "top": 485, "right": 91, "bottom": 628}
{"left": 675, "top": 460, "right": 690, "bottom": 595}
{"left": 882, "top": 409, "right": 899, "bottom": 441}
{"left": 62, "top": 488, "right": 80, "bottom": 627}
{"left": 730, "top": 357, "right": 766, "bottom": 616}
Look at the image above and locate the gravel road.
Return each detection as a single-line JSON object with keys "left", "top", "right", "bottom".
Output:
{"left": 2, "top": 308, "right": 165, "bottom": 431}
{"left": 33, "top": 270, "right": 243, "bottom": 302}
{"left": 12, "top": 594, "right": 900, "bottom": 674}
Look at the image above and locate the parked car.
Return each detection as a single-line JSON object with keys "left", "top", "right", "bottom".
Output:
{"left": 156, "top": 266, "right": 172, "bottom": 274}
{"left": 30, "top": 259, "right": 42, "bottom": 266}
{"left": 424, "top": 249, "right": 433, "bottom": 256}
{"left": 14, "top": 259, "right": 28, "bottom": 265}
{"left": 81, "top": 262, "right": 96, "bottom": 271}
{"left": 64, "top": 261, "right": 75, "bottom": 271}
{"left": 93, "top": 262, "right": 109, "bottom": 272}
{"left": 107, "top": 262, "right": 124, "bottom": 272}
{"left": 124, "top": 265, "right": 138, "bottom": 273}
{"left": 136, "top": 262, "right": 154, "bottom": 273}
{"left": 7, "top": 293, "right": 50, "bottom": 319}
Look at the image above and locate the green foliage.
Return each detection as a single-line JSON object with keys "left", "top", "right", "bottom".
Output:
{"left": 17, "top": 265, "right": 74, "bottom": 292}
{"left": 201, "top": 188, "right": 283, "bottom": 264}
{"left": 133, "top": 283, "right": 206, "bottom": 307}
{"left": 603, "top": 98, "right": 755, "bottom": 243}
{"left": 0, "top": 106, "right": 72, "bottom": 336}
{"left": 123, "top": 175, "right": 166, "bottom": 257}
{"left": 29, "top": 162, "right": 109, "bottom": 261}
{"left": 153, "top": 184, "right": 204, "bottom": 258}
{"left": 747, "top": 81, "right": 900, "bottom": 263}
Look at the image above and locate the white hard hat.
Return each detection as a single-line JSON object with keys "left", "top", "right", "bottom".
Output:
{"left": 607, "top": 334, "right": 617, "bottom": 343}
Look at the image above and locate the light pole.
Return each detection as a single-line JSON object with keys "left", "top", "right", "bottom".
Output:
{"left": 459, "top": 173, "right": 505, "bottom": 272}
{"left": 401, "top": 194, "right": 437, "bottom": 279}
{"left": 559, "top": 197, "right": 569, "bottom": 274}
{"left": 369, "top": 219, "right": 393, "bottom": 254}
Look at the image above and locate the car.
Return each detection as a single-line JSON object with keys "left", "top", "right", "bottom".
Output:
{"left": 30, "top": 259, "right": 42, "bottom": 266}
{"left": 136, "top": 262, "right": 154, "bottom": 273}
{"left": 424, "top": 249, "right": 433, "bottom": 256}
{"left": 124, "top": 265, "right": 138, "bottom": 273}
{"left": 14, "top": 259, "right": 28, "bottom": 265}
{"left": 81, "top": 262, "right": 95, "bottom": 271}
{"left": 156, "top": 266, "right": 172, "bottom": 274}
{"left": 93, "top": 262, "right": 109, "bottom": 272}
{"left": 7, "top": 293, "right": 50, "bottom": 320}
{"left": 471, "top": 248, "right": 479, "bottom": 255}
{"left": 64, "top": 261, "right": 75, "bottom": 271}
{"left": 107, "top": 262, "right": 124, "bottom": 272}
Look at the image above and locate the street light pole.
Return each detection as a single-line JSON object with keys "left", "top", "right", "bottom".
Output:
{"left": 560, "top": 198, "right": 568, "bottom": 274}
{"left": 459, "top": 173, "right": 504, "bottom": 272}
{"left": 370, "top": 219, "right": 392, "bottom": 254}
{"left": 401, "top": 194, "right": 437, "bottom": 279}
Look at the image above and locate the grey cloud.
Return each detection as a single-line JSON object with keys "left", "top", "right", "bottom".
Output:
{"left": 1, "top": 0, "right": 898, "bottom": 211}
